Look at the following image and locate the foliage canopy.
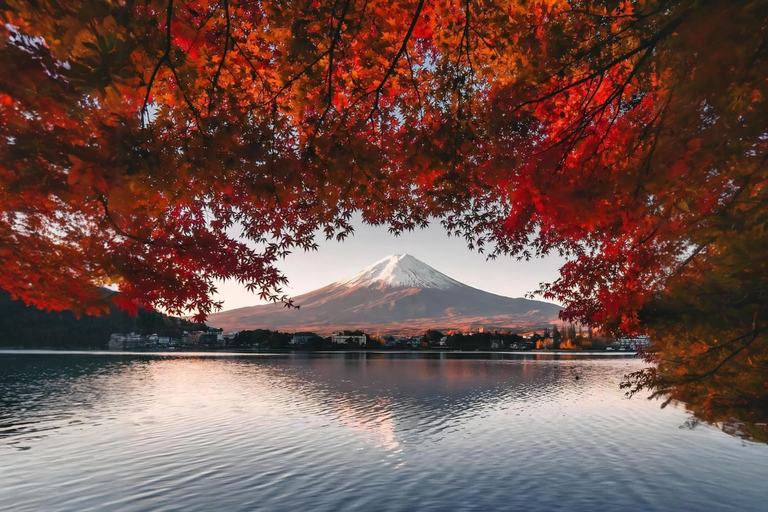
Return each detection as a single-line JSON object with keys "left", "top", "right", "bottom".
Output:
{"left": 2, "top": 0, "right": 768, "bottom": 420}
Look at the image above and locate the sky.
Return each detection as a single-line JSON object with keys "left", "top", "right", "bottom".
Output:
{"left": 213, "top": 217, "right": 566, "bottom": 311}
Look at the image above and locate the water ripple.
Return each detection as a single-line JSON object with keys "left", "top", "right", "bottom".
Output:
{"left": 0, "top": 353, "right": 766, "bottom": 512}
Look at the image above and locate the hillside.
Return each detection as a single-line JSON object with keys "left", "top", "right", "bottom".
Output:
{"left": 0, "top": 291, "right": 205, "bottom": 349}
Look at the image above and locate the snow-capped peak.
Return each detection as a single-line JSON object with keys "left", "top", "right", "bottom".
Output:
{"left": 336, "top": 254, "right": 465, "bottom": 290}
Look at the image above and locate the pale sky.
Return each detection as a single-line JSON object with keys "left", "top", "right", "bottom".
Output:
{"left": 213, "top": 217, "right": 565, "bottom": 311}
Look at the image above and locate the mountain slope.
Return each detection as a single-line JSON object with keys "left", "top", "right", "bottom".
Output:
{"left": 210, "top": 254, "right": 562, "bottom": 334}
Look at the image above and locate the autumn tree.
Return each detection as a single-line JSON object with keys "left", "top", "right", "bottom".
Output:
{"left": 552, "top": 326, "right": 561, "bottom": 346}
{"left": 2, "top": 0, "right": 768, "bottom": 420}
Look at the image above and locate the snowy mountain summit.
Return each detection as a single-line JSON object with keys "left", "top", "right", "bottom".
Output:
{"left": 337, "top": 254, "right": 464, "bottom": 290}
{"left": 209, "top": 253, "right": 562, "bottom": 334}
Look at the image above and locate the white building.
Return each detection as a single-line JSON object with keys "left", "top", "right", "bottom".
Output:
{"left": 331, "top": 332, "right": 367, "bottom": 346}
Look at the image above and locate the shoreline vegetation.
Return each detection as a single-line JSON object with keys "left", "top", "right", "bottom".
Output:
{"left": 0, "top": 348, "right": 636, "bottom": 356}
{"left": 103, "top": 326, "right": 645, "bottom": 352}
{"left": 3, "top": 330, "right": 642, "bottom": 354}
{"left": 102, "top": 327, "right": 645, "bottom": 353}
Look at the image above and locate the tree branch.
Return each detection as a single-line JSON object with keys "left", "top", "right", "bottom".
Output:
{"left": 208, "top": 0, "right": 231, "bottom": 115}
{"left": 366, "top": 0, "right": 426, "bottom": 120}
{"left": 141, "top": 0, "right": 175, "bottom": 127}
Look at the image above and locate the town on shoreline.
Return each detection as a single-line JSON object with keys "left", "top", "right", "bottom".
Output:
{"left": 107, "top": 327, "right": 649, "bottom": 353}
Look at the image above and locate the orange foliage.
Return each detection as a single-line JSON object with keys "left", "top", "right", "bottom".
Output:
{"left": 1, "top": 0, "right": 767, "bottom": 340}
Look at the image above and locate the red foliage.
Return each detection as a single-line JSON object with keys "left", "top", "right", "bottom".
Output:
{"left": 1, "top": 0, "right": 767, "bottom": 336}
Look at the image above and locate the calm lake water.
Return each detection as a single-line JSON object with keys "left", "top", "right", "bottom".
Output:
{"left": 1, "top": 352, "right": 766, "bottom": 511}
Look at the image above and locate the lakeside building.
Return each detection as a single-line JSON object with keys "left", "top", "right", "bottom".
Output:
{"left": 109, "top": 330, "right": 238, "bottom": 350}
{"left": 332, "top": 332, "right": 367, "bottom": 346}
{"left": 199, "top": 332, "right": 222, "bottom": 346}
{"left": 208, "top": 328, "right": 225, "bottom": 345}
{"left": 182, "top": 331, "right": 201, "bottom": 345}
{"left": 291, "top": 332, "right": 319, "bottom": 345}
{"left": 384, "top": 336, "right": 422, "bottom": 348}
{"left": 108, "top": 333, "right": 160, "bottom": 350}
{"left": 611, "top": 335, "right": 652, "bottom": 350}
{"left": 109, "top": 333, "right": 142, "bottom": 350}
{"left": 223, "top": 329, "right": 240, "bottom": 344}
{"left": 179, "top": 331, "right": 215, "bottom": 346}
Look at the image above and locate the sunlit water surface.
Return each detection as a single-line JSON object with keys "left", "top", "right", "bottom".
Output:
{"left": 1, "top": 352, "right": 766, "bottom": 511}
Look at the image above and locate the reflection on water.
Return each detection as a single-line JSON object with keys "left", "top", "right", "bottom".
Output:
{"left": 623, "top": 343, "right": 768, "bottom": 444}
{"left": 1, "top": 352, "right": 767, "bottom": 512}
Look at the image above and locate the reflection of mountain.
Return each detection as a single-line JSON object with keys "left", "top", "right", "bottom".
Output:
{"left": 0, "top": 352, "right": 607, "bottom": 449}
{"left": 3, "top": 354, "right": 767, "bottom": 511}
{"left": 210, "top": 254, "right": 562, "bottom": 334}
{"left": 3, "top": 353, "right": 764, "bottom": 448}
{"left": 266, "top": 353, "right": 597, "bottom": 450}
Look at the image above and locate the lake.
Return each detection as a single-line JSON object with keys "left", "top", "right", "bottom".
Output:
{"left": 1, "top": 351, "right": 766, "bottom": 511}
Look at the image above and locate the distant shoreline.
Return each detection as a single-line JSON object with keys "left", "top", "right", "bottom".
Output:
{"left": 0, "top": 348, "right": 637, "bottom": 357}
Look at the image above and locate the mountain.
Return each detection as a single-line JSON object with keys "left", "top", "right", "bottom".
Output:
{"left": 209, "top": 254, "right": 562, "bottom": 334}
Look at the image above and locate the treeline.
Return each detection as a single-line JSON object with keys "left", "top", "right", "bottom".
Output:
{"left": 423, "top": 330, "right": 607, "bottom": 350}
{"left": 0, "top": 291, "right": 206, "bottom": 349}
{"left": 437, "top": 331, "right": 531, "bottom": 351}
{"left": 232, "top": 329, "right": 292, "bottom": 348}
{"left": 233, "top": 329, "right": 385, "bottom": 350}
{"left": 231, "top": 327, "right": 607, "bottom": 352}
{"left": 535, "top": 326, "right": 607, "bottom": 350}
